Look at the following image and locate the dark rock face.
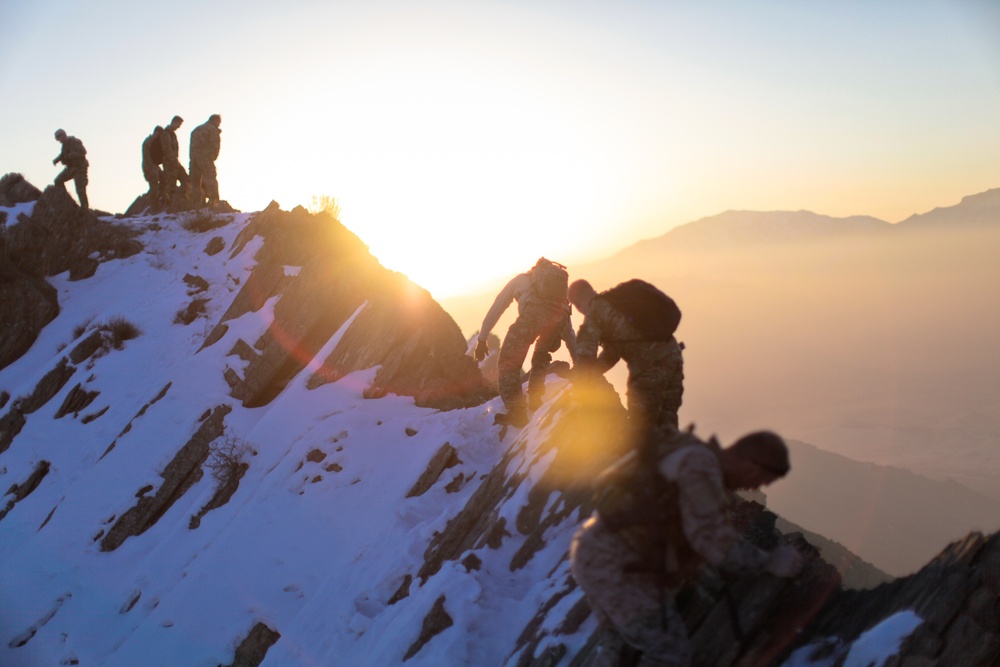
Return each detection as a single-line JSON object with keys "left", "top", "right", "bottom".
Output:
{"left": 100, "top": 405, "right": 231, "bottom": 551}
{"left": 124, "top": 192, "right": 238, "bottom": 217}
{"left": 406, "top": 443, "right": 461, "bottom": 498}
{"left": 0, "top": 186, "right": 143, "bottom": 371}
{"left": 798, "top": 531, "right": 1000, "bottom": 666}
{"left": 0, "top": 460, "right": 50, "bottom": 522}
{"left": 204, "top": 203, "right": 489, "bottom": 410}
{"left": 222, "top": 622, "right": 281, "bottom": 667}
{"left": 0, "top": 172, "right": 42, "bottom": 206}
{"left": 0, "top": 358, "right": 75, "bottom": 453}
{"left": 0, "top": 245, "right": 59, "bottom": 370}
{"left": 403, "top": 595, "right": 454, "bottom": 661}
{"left": 403, "top": 378, "right": 998, "bottom": 666}
{"left": 8, "top": 186, "right": 142, "bottom": 280}
{"left": 417, "top": 381, "right": 628, "bottom": 583}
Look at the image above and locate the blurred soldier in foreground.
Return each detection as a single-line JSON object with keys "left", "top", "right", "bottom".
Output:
{"left": 570, "top": 279, "right": 684, "bottom": 438}
{"left": 475, "top": 258, "right": 576, "bottom": 427}
{"left": 571, "top": 429, "right": 805, "bottom": 667}
{"left": 159, "top": 115, "right": 188, "bottom": 206}
{"left": 141, "top": 126, "right": 164, "bottom": 207}
{"left": 52, "top": 129, "right": 89, "bottom": 210}
{"left": 189, "top": 114, "right": 222, "bottom": 208}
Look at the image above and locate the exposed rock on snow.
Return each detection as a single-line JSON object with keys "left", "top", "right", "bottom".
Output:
{"left": 0, "top": 172, "right": 41, "bottom": 207}
{"left": 99, "top": 404, "right": 232, "bottom": 551}
{"left": 202, "top": 202, "right": 489, "bottom": 410}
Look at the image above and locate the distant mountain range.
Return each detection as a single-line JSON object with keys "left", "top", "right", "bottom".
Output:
{"left": 898, "top": 187, "right": 1000, "bottom": 228}
{"left": 606, "top": 186, "right": 1000, "bottom": 258}
{"left": 768, "top": 439, "right": 1000, "bottom": 577}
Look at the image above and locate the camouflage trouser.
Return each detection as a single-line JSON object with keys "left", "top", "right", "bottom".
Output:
{"left": 189, "top": 155, "right": 218, "bottom": 205}
{"left": 497, "top": 304, "right": 564, "bottom": 412}
{"left": 571, "top": 516, "right": 692, "bottom": 667}
{"left": 143, "top": 163, "right": 161, "bottom": 201}
{"left": 55, "top": 163, "right": 89, "bottom": 210}
{"left": 160, "top": 158, "right": 189, "bottom": 203}
{"left": 626, "top": 339, "right": 684, "bottom": 435}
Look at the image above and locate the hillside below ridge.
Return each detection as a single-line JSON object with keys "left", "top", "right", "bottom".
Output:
{"left": 0, "top": 192, "right": 998, "bottom": 665}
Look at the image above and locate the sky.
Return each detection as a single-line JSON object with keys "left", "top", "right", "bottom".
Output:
{"left": 2, "top": 0, "right": 999, "bottom": 297}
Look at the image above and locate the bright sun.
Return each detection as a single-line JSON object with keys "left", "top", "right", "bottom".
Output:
{"left": 230, "top": 49, "right": 612, "bottom": 300}
{"left": 333, "top": 67, "right": 603, "bottom": 298}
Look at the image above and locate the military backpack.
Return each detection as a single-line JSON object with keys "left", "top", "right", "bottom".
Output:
{"left": 593, "top": 432, "right": 708, "bottom": 581}
{"left": 528, "top": 257, "right": 569, "bottom": 306}
{"left": 598, "top": 279, "right": 681, "bottom": 340}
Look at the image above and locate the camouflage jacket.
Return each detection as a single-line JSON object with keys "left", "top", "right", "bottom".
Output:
{"left": 190, "top": 122, "right": 221, "bottom": 161}
{"left": 658, "top": 438, "right": 771, "bottom": 575}
{"left": 576, "top": 296, "right": 679, "bottom": 373}
{"left": 160, "top": 128, "right": 180, "bottom": 162}
{"left": 478, "top": 272, "right": 575, "bottom": 352}
{"left": 142, "top": 133, "right": 161, "bottom": 168}
{"left": 55, "top": 136, "right": 87, "bottom": 167}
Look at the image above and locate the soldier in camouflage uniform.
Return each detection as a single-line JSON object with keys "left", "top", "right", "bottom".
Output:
{"left": 474, "top": 259, "right": 576, "bottom": 427}
{"left": 159, "top": 115, "right": 188, "bottom": 206}
{"left": 570, "top": 430, "right": 805, "bottom": 667}
{"left": 189, "top": 114, "right": 222, "bottom": 208}
{"left": 570, "top": 279, "right": 684, "bottom": 436}
{"left": 52, "top": 129, "right": 89, "bottom": 210}
{"left": 141, "top": 126, "right": 164, "bottom": 205}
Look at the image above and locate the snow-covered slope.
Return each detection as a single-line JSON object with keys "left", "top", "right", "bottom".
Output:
{"left": 1, "top": 197, "right": 998, "bottom": 666}
{"left": 0, "top": 205, "right": 588, "bottom": 666}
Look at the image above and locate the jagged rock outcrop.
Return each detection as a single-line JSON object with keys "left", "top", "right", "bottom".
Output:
{"left": 220, "top": 622, "right": 281, "bottom": 667}
{"left": 404, "top": 595, "right": 455, "bottom": 661}
{"left": 6, "top": 186, "right": 142, "bottom": 280}
{"left": 0, "top": 238, "right": 59, "bottom": 370}
{"left": 99, "top": 405, "right": 232, "bottom": 551}
{"left": 400, "top": 379, "right": 840, "bottom": 666}
{"left": 407, "top": 443, "right": 461, "bottom": 498}
{"left": 0, "top": 172, "right": 42, "bottom": 207}
{"left": 0, "top": 460, "right": 50, "bottom": 522}
{"left": 0, "top": 358, "right": 75, "bottom": 454}
{"left": 204, "top": 202, "right": 489, "bottom": 410}
{"left": 796, "top": 531, "right": 1000, "bottom": 666}
{"left": 124, "top": 191, "right": 238, "bottom": 217}
{"left": 0, "top": 184, "right": 143, "bottom": 371}
{"left": 404, "top": 379, "right": 998, "bottom": 666}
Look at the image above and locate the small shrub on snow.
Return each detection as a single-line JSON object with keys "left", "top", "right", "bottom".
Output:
{"left": 205, "top": 431, "right": 254, "bottom": 485}
{"left": 100, "top": 317, "right": 142, "bottom": 349}
{"left": 182, "top": 211, "right": 228, "bottom": 233}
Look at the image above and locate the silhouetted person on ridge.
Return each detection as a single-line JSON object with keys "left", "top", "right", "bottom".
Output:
{"left": 571, "top": 429, "right": 805, "bottom": 667}
{"left": 475, "top": 258, "right": 576, "bottom": 427}
{"left": 159, "top": 115, "right": 188, "bottom": 206}
{"left": 52, "top": 128, "right": 89, "bottom": 210}
{"left": 189, "top": 114, "right": 222, "bottom": 208}
{"left": 569, "top": 278, "right": 684, "bottom": 440}
{"left": 141, "top": 125, "right": 165, "bottom": 208}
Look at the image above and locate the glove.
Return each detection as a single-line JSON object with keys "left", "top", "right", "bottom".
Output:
{"left": 474, "top": 339, "right": 489, "bottom": 362}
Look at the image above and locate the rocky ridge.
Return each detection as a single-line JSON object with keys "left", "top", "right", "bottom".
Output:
{"left": 0, "top": 185, "right": 997, "bottom": 666}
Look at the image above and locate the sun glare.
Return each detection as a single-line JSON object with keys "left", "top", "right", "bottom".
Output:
{"left": 330, "top": 69, "right": 603, "bottom": 298}
{"left": 227, "top": 44, "right": 618, "bottom": 300}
